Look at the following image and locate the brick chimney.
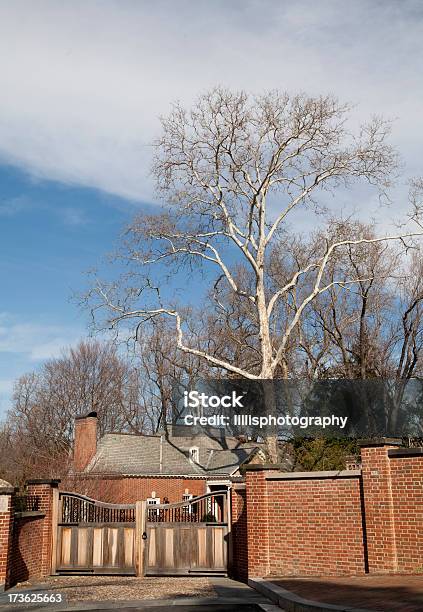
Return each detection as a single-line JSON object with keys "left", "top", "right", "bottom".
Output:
{"left": 73, "top": 411, "right": 98, "bottom": 472}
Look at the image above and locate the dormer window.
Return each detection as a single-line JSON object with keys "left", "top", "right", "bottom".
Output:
{"left": 189, "top": 447, "right": 199, "bottom": 463}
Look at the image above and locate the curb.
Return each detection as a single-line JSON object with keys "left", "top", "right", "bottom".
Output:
{"left": 0, "top": 598, "right": 280, "bottom": 612}
{"left": 248, "top": 578, "right": 375, "bottom": 612}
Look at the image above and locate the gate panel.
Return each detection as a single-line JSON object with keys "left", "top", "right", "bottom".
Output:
{"left": 144, "top": 491, "right": 228, "bottom": 576}
{"left": 56, "top": 492, "right": 136, "bottom": 575}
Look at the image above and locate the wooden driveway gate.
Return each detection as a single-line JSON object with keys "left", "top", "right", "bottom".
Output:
{"left": 56, "top": 492, "right": 136, "bottom": 575}
{"left": 144, "top": 491, "right": 229, "bottom": 576}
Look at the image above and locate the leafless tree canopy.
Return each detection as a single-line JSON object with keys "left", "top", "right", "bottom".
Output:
{"left": 4, "top": 89, "right": 423, "bottom": 478}
{"left": 0, "top": 341, "right": 147, "bottom": 484}
{"left": 0, "top": 329, "right": 214, "bottom": 484}
{"left": 85, "top": 87, "right": 423, "bottom": 461}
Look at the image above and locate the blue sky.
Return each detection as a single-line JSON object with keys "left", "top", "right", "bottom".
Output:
{"left": 1, "top": 0, "right": 423, "bottom": 415}
{"left": 0, "top": 165, "right": 145, "bottom": 413}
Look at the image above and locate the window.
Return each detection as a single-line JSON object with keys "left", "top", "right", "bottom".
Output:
{"left": 146, "top": 497, "right": 160, "bottom": 516}
{"left": 182, "top": 493, "right": 193, "bottom": 514}
{"left": 189, "top": 447, "right": 199, "bottom": 463}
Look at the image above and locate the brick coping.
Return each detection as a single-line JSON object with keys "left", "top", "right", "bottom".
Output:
{"left": 242, "top": 464, "right": 284, "bottom": 471}
{"left": 265, "top": 469, "right": 361, "bottom": 480}
{"left": 14, "top": 511, "right": 45, "bottom": 519}
{"left": 25, "top": 479, "right": 61, "bottom": 485}
{"left": 358, "top": 438, "right": 403, "bottom": 447}
{"left": 0, "top": 487, "right": 16, "bottom": 495}
{"left": 388, "top": 447, "right": 423, "bottom": 458}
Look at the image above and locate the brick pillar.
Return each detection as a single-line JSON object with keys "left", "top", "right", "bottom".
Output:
{"left": 0, "top": 484, "right": 15, "bottom": 592}
{"left": 244, "top": 465, "right": 280, "bottom": 578}
{"left": 230, "top": 483, "right": 248, "bottom": 581}
{"left": 25, "top": 480, "right": 60, "bottom": 577}
{"left": 360, "top": 438, "right": 402, "bottom": 573}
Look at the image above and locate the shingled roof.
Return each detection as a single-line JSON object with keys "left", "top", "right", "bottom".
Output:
{"left": 85, "top": 431, "right": 260, "bottom": 477}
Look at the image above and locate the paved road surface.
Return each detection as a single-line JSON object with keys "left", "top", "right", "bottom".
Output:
{"left": 0, "top": 578, "right": 279, "bottom": 612}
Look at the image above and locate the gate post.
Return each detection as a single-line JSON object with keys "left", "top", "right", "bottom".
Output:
{"left": 26, "top": 479, "right": 61, "bottom": 577}
{"left": 244, "top": 465, "right": 280, "bottom": 578}
{"left": 229, "top": 482, "right": 248, "bottom": 581}
{"left": 227, "top": 489, "right": 232, "bottom": 572}
{"left": 135, "top": 501, "right": 146, "bottom": 576}
{"left": 50, "top": 488, "right": 59, "bottom": 575}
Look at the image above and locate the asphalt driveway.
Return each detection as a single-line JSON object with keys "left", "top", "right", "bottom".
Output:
{"left": 4, "top": 575, "right": 215, "bottom": 603}
{"left": 0, "top": 577, "right": 277, "bottom": 612}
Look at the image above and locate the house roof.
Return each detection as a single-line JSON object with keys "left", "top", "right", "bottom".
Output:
{"left": 206, "top": 447, "right": 257, "bottom": 475}
{"left": 85, "top": 431, "right": 260, "bottom": 477}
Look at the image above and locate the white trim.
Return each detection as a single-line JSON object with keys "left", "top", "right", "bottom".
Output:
{"left": 206, "top": 480, "right": 230, "bottom": 493}
{"left": 206, "top": 480, "right": 230, "bottom": 486}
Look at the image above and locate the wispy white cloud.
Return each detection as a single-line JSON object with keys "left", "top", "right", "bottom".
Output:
{"left": 0, "top": 314, "right": 85, "bottom": 415}
{"left": 0, "top": 195, "right": 31, "bottom": 216}
{"left": 60, "top": 207, "right": 88, "bottom": 227}
{"left": 0, "top": 0, "right": 422, "bottom": 207}
{"left": 0, "top": 313, "right": 84, "bottom": 361}
{"left": 0, "top": 194, "right": 89, "bottom": 226}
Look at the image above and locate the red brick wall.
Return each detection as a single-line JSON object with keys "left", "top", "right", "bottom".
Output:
{"left": 390, "top": 455, "right": 423, "bottom": 573}
{"left": 6, "top": 481, "right": 59, "bottom": 588}
{"left": 230, "top": 485, "right": 248, "bottom": 581}
{"left": 236, "top": 443, "right": 423, "bottom": 579}
{"left": 0, "top": 492, "right": 13, "bottom": 591}
{"left": 70, "top": 475, "right": 207, "bottom": 504}
{"left": 6, "top": 441, "right": 423, "bottom": 586}
{"left": 264, "top": 474, "right": 365, "bottom": 576}
{"left": 8, "top": 515, "right": 45, "bottom": 585}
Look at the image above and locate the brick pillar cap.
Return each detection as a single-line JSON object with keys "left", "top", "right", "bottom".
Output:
{"left": 0, "top": 478, "right": 16, "bottom": 494}
{"left": 25, "top": 478, "right": 61, "bottom": 486}
{"left": 0, "top": 486, "right": 17, "bottom": 494}
{"left": 358, "top": 437, "right": 403, "bottom": 447}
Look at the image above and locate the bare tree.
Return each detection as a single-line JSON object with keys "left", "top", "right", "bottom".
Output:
{"left": 291, "top": 220, "right": 398, "bottom": 379}
{"left": 289, "top": 220, "right": 423, "bottom": 435}
{"left": 135, "top": 317, "right": 207, "bottom": 432}
{"left": 87, "top": 87, "right": 422, "bottom": 461}
{"left": 1, "top": 340, "right": 147, "bottom": 484}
